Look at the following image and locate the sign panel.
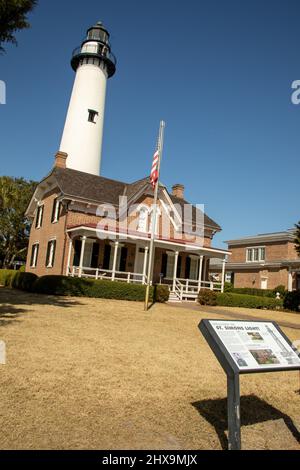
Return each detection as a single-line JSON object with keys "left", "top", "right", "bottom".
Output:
{"left": 209, "top": 320, "right": 300, "bottom": 372}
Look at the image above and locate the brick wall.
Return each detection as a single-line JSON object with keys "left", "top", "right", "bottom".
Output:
{"left": 26, "top": 190, "right": 68, "bottom": 277}
{"left": 234, "top": 268, "right": 288, "bottom": 290}
{"left": 229, "top": 241, "right": 290, "bottom": 263}
{"left": 26, "top": 189, "right": 219, "bottom": 277}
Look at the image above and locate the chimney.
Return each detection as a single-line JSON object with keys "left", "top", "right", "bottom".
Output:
{"left": 172, "top": 184, "right": 185, "bottom": 200}
{"left": 54, "top": 151, "right": 68, "bottom": 169}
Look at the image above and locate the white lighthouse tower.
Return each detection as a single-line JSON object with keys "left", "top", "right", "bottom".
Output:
{"left": 59, "top": 22, "right": 116, "bottom": 175}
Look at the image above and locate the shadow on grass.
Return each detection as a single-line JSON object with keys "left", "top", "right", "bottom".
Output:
{"left": 0, "top": 304, "right": 26, "bottom": 327}
{"left": 0, "top": 287, "right": 85, "bottom": 310}
{"left": 192, "top": 394, "right": 300, "bottom": 450}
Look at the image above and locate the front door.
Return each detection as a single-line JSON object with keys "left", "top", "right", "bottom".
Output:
{"left": 83, "top": 240, "right": 94, "bottom": 268}
{"left": 261, "top": 277, "right": 268, "bottom": 290}
{"left": 135, "top": 247, "right": 145, "bottom": 274}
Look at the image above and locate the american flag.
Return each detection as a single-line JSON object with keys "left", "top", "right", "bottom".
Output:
{"left": 150, "top": 150, "right": 159, "bottom": 189}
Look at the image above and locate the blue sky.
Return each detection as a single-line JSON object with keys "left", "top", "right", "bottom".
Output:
{"left": 1, "top": 0, "right": 300, "bottom": 248}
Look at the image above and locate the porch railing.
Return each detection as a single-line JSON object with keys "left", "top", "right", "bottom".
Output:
{"left": 70, "top": 266, "right": 147, "bottom": 285}
{"left": 172, "top": 278, "right": 222, "bottom": 301}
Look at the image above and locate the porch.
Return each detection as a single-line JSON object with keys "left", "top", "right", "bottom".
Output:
{"left": 65, "top": 227, "right": 228, "bottom": 301}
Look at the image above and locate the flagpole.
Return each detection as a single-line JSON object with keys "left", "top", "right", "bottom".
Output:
{"left": 144, "top": 120, "right": 166, "bottom": 311}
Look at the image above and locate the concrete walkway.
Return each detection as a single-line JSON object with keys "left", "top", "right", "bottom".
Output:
{"left": 167, "top": 302, "right": 300, "bottom": 330}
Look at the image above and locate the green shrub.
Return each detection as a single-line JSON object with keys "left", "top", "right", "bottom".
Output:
{"left": 0, "top": 269, "right": 17, "bottom": 287}
{"left": 224, "top": 282, "right": 234, "bottom": 292}
{"left": 198, "top": 289, "right": 218, "bottom": 306}
{"left": 19, "top": 265, "right": 26, "bottom": 273}
{"left": 154, "top": 284, "right": 170, "bottom": 303}
{"left": 34, "top": 275, "right": 169, "bottom": 303}
{"left": 231, "top": 287, "right": 275, "bottom": 298}
{"left": 11, "top": 272, "right": 38, "bottom": 292}
{"left": 283, "top": 291, "right": 300, "bottom": 312}
{"left": 273, "top": 285, "right": 287, "bottom": 297}
{"left": 216, "top": 292, "right": 283, "bottom": 310}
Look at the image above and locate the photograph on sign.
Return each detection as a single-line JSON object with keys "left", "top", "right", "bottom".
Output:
{"left": 209, "top": 321, "right": 300, "bottom": 371}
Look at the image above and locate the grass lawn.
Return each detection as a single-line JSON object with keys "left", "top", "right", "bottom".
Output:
{"left": 0, "top": 287, "right": 299, "bottom": 450}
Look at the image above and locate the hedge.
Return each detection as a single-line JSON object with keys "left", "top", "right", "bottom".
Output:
{"left": 0, "top": 269, "right": 38, "bottom": 292}
{"left": 11, "top": 272, "right": 38, "bottom": 292}
{"left": 0, "top": 269, "right": 17, "bottom": 287}
{"left": 283, "top": 290, "right": 300, "bottom": 312}
{"left": 34, "top": 275, "right": 169, "bottom": 303}
{"left": 230, "top": 287, "right": 275, "bottom": 298}
{"left": 216, "top": 292, "right": 283, "bottom": 310}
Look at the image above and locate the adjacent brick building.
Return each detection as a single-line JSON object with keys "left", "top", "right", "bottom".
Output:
{"left": 210, "top": 230, "right": 300, "bottom": 291}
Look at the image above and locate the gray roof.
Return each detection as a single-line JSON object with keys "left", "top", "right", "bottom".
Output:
{"left": 34, "top": 167, "right": 221, "bottom": 231}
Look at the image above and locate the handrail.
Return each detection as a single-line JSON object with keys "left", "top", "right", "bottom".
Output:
{"left": 72, "top": 45, "right": 117, "bottom": 66}
{"left": 72, "top": 266, "right": 147, "bottom": 284}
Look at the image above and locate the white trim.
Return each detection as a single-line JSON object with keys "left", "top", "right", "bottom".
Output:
{"left": 46, "top": 239, "right": 56, "bottom": 268}
{"left": 30, "top": 243, "right": 39, "bottom": 268}
{"left": 66, "top": 226, "right": 230, "bottom": 256}
{"left": 246, "top": 246, "right": 266, "bottom": 263}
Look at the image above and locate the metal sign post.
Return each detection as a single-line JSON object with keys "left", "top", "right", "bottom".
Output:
{"left": 199, "top": 319, "right": 300, "bottom": 451}
{"left": 227, "top": 374, "right": 241, "bottom": 450}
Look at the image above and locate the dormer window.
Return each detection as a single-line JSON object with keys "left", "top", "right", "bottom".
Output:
{"left": 137, "top": 206, "right": 149, "bottom": 233}
{"left": 88, "top": 109, "right": 98, "bottom": 123}
{"left": 149, "top": 207, "right": 161, "bottom": 235}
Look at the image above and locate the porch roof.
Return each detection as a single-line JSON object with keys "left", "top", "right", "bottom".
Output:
{"left": 66, "top": 224, "right": 230, "bottom": 258}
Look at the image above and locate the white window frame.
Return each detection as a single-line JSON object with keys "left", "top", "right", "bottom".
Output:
{"left": 246, "top": 246, "right": 266, "bottom": 263}
{"left": 30, "top": 243, "right": 39, "bottom": 268}
{"left": 137, "top": 205, "right": 149, "bottom": 233}
{"left": 52, "top": 199, "right": 61, "bottom": 224}
{"left": 46, "top": 239, "right": 56, "bottom": 268}
{"left": 35, "top": 204, "right": 44, "bottom": 229}
{"left": 149, "top": 206, "right": 161, "bottom": 235}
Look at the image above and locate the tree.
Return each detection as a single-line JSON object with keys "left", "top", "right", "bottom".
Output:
{"left": 295, "top": 221, "right": 300, "bottom": 257}
{"left": 0, "top": 176, "right": 36, "bottom": 268}
{"left": 0, "top": 0, "right": 38, "bottom": 53}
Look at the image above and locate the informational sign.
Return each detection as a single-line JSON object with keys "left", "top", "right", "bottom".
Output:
{"left": 199, "top": 319, "right": 300, "bottom": 450}
{"left": 209, "top": 320, "right": 300, "bottom": 372}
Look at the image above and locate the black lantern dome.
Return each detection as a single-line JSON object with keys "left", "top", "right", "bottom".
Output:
{"left": 71, "top": 22, "right": 116, "bottom": 78}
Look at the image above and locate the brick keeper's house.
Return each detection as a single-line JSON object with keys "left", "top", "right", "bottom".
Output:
{"left": 25, "top": 153, "right": 229, "bottom": 302}
{"left": 25, "top": 21, "right": 229, "bottom": 301}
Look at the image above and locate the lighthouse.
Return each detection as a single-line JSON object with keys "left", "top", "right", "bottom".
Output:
{"left": 59, "top": 22, "right": 116, "bottom": 176}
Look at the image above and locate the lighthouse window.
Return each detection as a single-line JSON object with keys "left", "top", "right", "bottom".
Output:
{"left": 88, "top": 109, "right": 98, "bottom": 123}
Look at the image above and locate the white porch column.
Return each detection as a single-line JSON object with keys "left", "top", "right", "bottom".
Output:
{"left": 221, "top": 257, "right": 226, "bottom": 293}
{"left": 79, "top": 236, "right": 87, "bottom": 278}
{"left": 198, "top": 255, "right": 204, "bottom": 290}
{"left": 288, "top": 268, "right": 293, "bottom": 292}
{"left": 111, "top": 241, "right": 119, "bottom": 282}
{"left": 66, "top": 237, "right": 73, "bottom": 276}
{"left": 143, "top": 247, "right": 149, "bottom": 285}
{"left": 173, "top": 251, "right": 179, "bottom": 291}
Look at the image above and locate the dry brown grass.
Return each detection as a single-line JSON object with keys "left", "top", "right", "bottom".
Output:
{"left": 0, "top": 287, "right": 299, "bottom": 450}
